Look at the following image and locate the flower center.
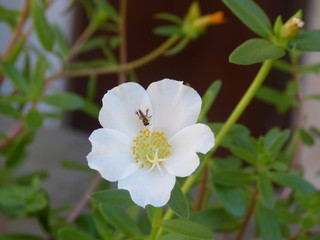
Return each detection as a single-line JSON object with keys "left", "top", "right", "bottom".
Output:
{"left": 132, "top": 129, "right": 171, "bottom": 170}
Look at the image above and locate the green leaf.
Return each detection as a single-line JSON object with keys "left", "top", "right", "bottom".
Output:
{"left": 199, "top": 80, "right": 222, "bottom": 122}
{"left": 75, "top": 214, "right": 97, "bottom": 238}
{"left": 155, "top": 13, "right": 182, "bottom": 25}
{"left": 264, "top": 128, "right": 290, "bottom": 154}
{"left": 310, "top": 126, "right": 320, "bottom": 139}
{"left": 2, "top": 62, "right": 30, "bottom": 94}
{"left": 214, "top": 184, "right": 245, "bottom": 217}
{"left": 255, "top": 201, "right": 282, "bottom": 240}
{"left": 208, "top": 123, "right": 250, "bottom": 148}
{"left": 31, "top": 55, "right": 47, "bottom": 98}
{"left": 154, "top": 26, "right": 182, "bottom": 36}
{"left": 5, "top": 132, "right": 33, "bottom": 169}
{"left": 0, "top": 6, "right": 20, "bottom": 28}
{"left": 191, "top": 207, "right": 241, "bottom": 232}
{"left": 256, "top": 86, "right": 295, "bottom": 113}
{"left": 164, "top": 37, "right": 190, "bottom": 56}
{"left": 0, "top": 185, "right": 46, "bottom": 216}
{"left": 90, "top": 189, "right": 134, "bottom": 206}
{"left": 0, "top": 234, "right": 42, "bottom": 240}
{"left": 15, "top": 171, "right": 48, "bottom": 184}
{"left": 57, "top": 227, "right": 96, "bottom": 240}
{"left": 213, "top": 156, "right": 242, "bottom": 170}
{"left": 304, "top": 94, "right": 320, "bottom": 101}
{"left": 273, "top": 16, "right": 283, "bottom": 38}
{"left": 273, "top": 206, "right": 300, "bottom": 224}
{"left": 81, "top": 101, "right": 100, "bottom": 118}
{"left": 92, "top": 207, "right": 112, "bottom": 240}
{"left": 162, "top": 219, "right": 213, "bottom": 240}
{"left": 273, "top": 59, "right": 292, "bottom": 73}
{"left": 94, "top": 0, "right": 119, "bottom": 22}
{"left": 288, "top": 30, "right": 320, "bottom": 51}
{"left": 99, "top": 204, "right": 142, "bottom": 237}
{"left": 31, "top": 0, "right": 55, "bottom": 51}
{"left": 80, "top": 37, "right": 107, "bottom": 53}
{"left": 86, "top": 75, "right": 97, "bottom": 102}
{"left": 159, "top": 233, "right": 191, "bottom": 240}
{"left": 266, "top": 161, "right": 288, "bottom": 172}
{"left": 0, "top": 102, "right": 21, "bottom": 118}
{"left": 24, "top": 109, "right": 44, "bottom": 131}
{"left": 300, "top": 63, "right": 320, "bottom": 75}
{"left": 61, "top": 160, "right": 93, "bottom": 172}
{"left": 230, "top": 147, "right": 256, "bottom": 165}
{"left": 109, "top": 36, "right": 121, "bottom": 49}
{"left": 25, "top": 190, "right": 47, "bottom": 214}
{"left": 269, "top": 172, "right": 316, "bottom": 193}
{"left": 53, "top": 25, "right": 70, "bottom": 56}
{"left": 222, "top": 0, "right": 272, "bottom": 37}
{"left": 168, "top": 181, "right": 189, "bottom": 219}
{"left": 212, "top": 169, "right": 256, "bottom": 187}
{"left": 229, "top": 38, "right": 285, "bottom": 65}
{"left": 7, "top": 37, "right": 26, "bottom": 64}
{"left": 258, "top": 172, "right": 274, "bottom": 209}
{"left": 67, "top": 60, "right": 111, "bottom": 70}
{"left": 41, "top": 93, "right": 84, "bottom": 110}
{"left": 299, "top": 127, "right": 314, "bottom": 146}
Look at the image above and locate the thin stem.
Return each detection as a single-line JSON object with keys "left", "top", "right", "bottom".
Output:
{"left": 0, "top": 121, "right": 24, "bottom": 149}
{"left": 0, "top": 213, "right": 8, "bottom": 234}
{"left": 222, "top": 233, "right": 229, "bottom": 240}
{"left": 308, "top": 231, "right": 320, "bottom": 236}
{"left": 118, "top": 0, "right": 128, "bottom": 84}
{"left": 46, "top": 35, "right": 179, "bottom": 81}
{"left": 148, "top": 208, "right": 163, "bottom": 240}
{"left": 2, "top": 0, "right": 30, "bottom": 60}
{"left": 67, "top": 174, "right": 101, "bottom": 222}
{"left": 63, "top": 21, "right": 98, "bottom": 65}
{"left": 290, "top": 51, "right": 303, "bottom": 169}
{"left": 193, "top": 165, "right": 208, "bottom": 211}
{"left": 156, "top": 60, "right": 274, "bottom": 239}
{"left": 0, "top": 0, "right": 30, "bottom": 85}
{"left": 234, "top": 188, "right": 258, "bottom": 240}
{"left": 186, "top": 59, "right": 274, "bottom": 191}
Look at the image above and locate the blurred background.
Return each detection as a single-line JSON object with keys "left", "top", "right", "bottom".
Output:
{"left": 1, "top": 0, "right": 320, "bottom": 236}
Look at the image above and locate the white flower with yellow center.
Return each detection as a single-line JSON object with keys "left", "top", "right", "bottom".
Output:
{"left": 87, "top": 79, "right": 214, "bottom": 207}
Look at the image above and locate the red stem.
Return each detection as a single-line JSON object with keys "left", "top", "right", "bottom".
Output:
{"left": 0, "top": 122, "right": 24, "bottom": 149}
{"left": 2, "top": 0, "right": 30, "bottom": 60}
{"left": 234, "top": 188, "right": 258, "bottom": 240}
{"left": 67, "top": 174, "right": 101, "bottom": 222}
{"left": 193, "top": 165, "right": 208, "bottom": 211}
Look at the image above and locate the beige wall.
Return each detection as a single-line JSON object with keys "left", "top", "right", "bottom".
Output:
{"left": 301, "top": 0, "right": 320, "bottom": 188}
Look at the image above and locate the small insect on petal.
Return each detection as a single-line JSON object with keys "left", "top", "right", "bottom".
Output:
{"left": 135, "top": 108, "right": 152, "bottom": 126}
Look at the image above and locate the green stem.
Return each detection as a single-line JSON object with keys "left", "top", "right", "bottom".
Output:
{"left": 63, "top": 20, "right": 98, "bottom": 64}
{"left": 189, "top": 59, "right": 274, "bottom": 189}
{"left": 155, "top": 60, "right": 274, "bottom": 239}
{"left": 148, "top": 208, "right": 163, "bottom": 240}
{"left": 47, "top": 35, "right": 180, "bottom": 81}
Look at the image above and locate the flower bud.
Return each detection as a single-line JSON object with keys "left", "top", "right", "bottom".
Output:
{"left": 281, "top": 17, "right": 304, "bottom": 38}
{"left": 193, "top": 11, "right": 226, "bottom": 30}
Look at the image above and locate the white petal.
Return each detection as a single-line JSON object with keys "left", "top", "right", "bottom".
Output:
{"left": 118, "top": 167, "right": 176, "bottom": 208}
{"left": 99, "top": 82, "right": 153, "bottom": 138}
{"left": 165, "top": 124, "right": 214, "bottom": 177}
{"left": 87, "top": 128, "right": 139, "bottom": 181}
{"left": 146, "top": 79, "right": 202, "bottom": 138}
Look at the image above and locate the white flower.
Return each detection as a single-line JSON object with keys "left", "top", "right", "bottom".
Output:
{"left": 87, "top": 79, "right": 215, "bottom": 207}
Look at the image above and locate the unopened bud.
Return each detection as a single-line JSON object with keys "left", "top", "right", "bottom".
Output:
{"left": 281, "top": 17, "right": 304, "bottom": 38}
{"left": 194, "top": 11, "right": 226, "bottom": 29}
